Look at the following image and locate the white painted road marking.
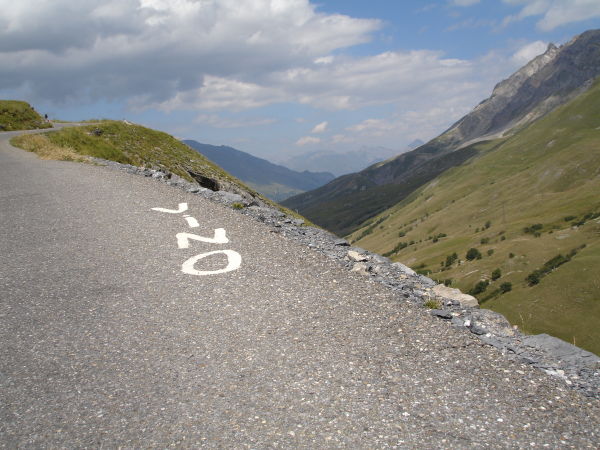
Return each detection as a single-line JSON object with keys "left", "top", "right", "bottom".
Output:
{"left": 181, "top": 250, "right": 242, "bottom": 276}
{"left": 151, "top": 203, "right": 188, "bottom": 214}
{"left": 183, "top": 216, "right": 200, "bottom": 228}
{"left": 176, "top": 230, "right": 229, "bottom": 248}
{"left": 151, "top": 203, "right": 241, "bottom": 276}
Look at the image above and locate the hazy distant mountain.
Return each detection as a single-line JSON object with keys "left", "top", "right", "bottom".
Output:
{"left": 183, "top": 140, "right": 335, "bottom": 202}
{"left": 282, "top": 146, "right": 401, "bottom": 177}
{"left": 284, "top": 29, "right": 600, "bottom": 236}
{"left": 407, "top": 139, "right": 424, "bottom": 149}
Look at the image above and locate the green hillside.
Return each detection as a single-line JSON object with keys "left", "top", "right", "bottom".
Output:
{"left": 10, "top": 120, "right": 311, "bottom": 222}
{"left": 349, "top": 79, "right": 600, "bottom": 355}
{"left": 0, "top": 100, "right": 52, "bottom": 131}
{"left": 11, "top": 121, "right": 264, "bottom": 199}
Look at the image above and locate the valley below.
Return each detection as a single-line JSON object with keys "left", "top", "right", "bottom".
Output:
{"left": 287, "top": 30, "right": 600, "bottom": 356}
{"left": 346, "top": 78, "right": 600, "bottom": 355}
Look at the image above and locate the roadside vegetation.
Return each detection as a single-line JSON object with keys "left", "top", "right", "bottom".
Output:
{"left": 10, "top": 134, "right": 86, "bottom": 162}
{"left": 348, "top": 78, "right": 600, "bottom": 355}
{"left": 0, "top": 100, "right": 52, "bottom": 131}
{"left": 10, "top": 120, "right": 309, "bottom": 223}
{"left": 12, "top": 120, "right": 256, "bottom": 187}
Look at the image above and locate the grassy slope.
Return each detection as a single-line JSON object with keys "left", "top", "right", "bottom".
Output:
{"left": 290, "top": 144, "right": 481, "bottom": 237}
{"left": 10, "top": 121, "right": 311, "bottom": 223}
{"left": 349, "top": 79, "right": 600, "bottom": 355}
{"left": 0, "top": 100, "right": 52, "bottom": 131}
{"left": 12, "top": 121, "right": 254, "bottom": 187}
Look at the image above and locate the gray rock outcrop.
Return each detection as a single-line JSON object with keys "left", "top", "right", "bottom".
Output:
{"left": 431, "top": 284, "right": 479, "bottom": 308}
{"left": 444, "top": 29, "right": 600, "bottom": 148}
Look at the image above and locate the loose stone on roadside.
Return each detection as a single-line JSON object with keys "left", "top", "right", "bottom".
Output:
{"left": 347, "top": 250, "right": 369, "bottom": 262}
{"left": 430, "top": 284, "right": 479, "bottom": 308}
{"left": 351, "top": 262, "right": 371, "bottom": 276}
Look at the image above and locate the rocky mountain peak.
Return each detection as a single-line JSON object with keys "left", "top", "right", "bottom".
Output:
{"left": 440, "top": 29, "right": 600, "bottom": 149}
{"left": 488, "top": 41, "right": 559, "bottom": 100}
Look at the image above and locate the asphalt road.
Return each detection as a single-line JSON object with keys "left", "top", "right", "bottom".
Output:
{"left": 1, "top": 131, "right": 599, "bottom": 447}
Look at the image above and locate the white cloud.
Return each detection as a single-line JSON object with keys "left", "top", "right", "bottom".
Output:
{"left": 314, "top": 56, "right": 334, "bottom": 65}
{"left": 511, "top": 40, "right": 548, "bottom": 65}
{"left": 0, "top": 0, "right": 515, "bottom": 147}
{"left": 0, "top": 0, "right": 551, "bottom": 158}
{"left": 311, "top": 121, "right": 328, "bottom": 133}
{"left": 154, "top": 76, "right": 288, "bottom": 112}
{"left": 140, "top": 48, "right": 480, "bottom": 114}
{"left": 331, "top": 134, "right": 352, "bottom": 144}
{"left": 296, "top": 136, "right": 321, "bottom": 146}
{"left": 348, "top": 118, "right": 395, "bottom": 135}
{"left": 195, "top": 114, "right": 276, "bottom": 128}
{"left": 0, "top": 0, "right": 503, "bottom": 123}
{"left": 0, "top": 0, "right": 381, "bottom": 104}
{"left": 344, "top": 97, "right": 478, "bottom": 147}
{"left": 502, "top": 0, "right": 600, "bottom": 31}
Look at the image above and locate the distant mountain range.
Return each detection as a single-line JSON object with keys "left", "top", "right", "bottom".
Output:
{"left": 183, "top": 140, "right": 335, "bottom": 202}
{"left": 284, "top": 28, "right": 600, "bottom": 355}
{"left": 282, "top": 144, "right": 417, "bottom": 177}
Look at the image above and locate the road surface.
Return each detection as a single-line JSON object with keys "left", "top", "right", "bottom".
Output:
{"left": 1, "top": 130, "right": 599, "bottom": 447}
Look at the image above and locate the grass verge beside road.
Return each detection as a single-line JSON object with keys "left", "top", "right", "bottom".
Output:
{"left": 9, "top": 120, "right": 311, "bottom": 224}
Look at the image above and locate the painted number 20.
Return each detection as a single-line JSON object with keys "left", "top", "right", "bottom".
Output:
{"left": 152, "top": 203, "right": 242, "bottom": 276}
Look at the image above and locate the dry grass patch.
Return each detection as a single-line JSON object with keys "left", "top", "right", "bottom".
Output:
{"left": 10, "top": 134, "right": 88, "bottom": 162}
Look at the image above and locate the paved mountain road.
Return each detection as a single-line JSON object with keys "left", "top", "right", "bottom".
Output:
{"left": 1, "top": 132, "right": 599, "bottom": 447}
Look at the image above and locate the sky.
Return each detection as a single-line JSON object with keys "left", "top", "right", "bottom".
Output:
{"left": 1, "top": 0, "right": 600, "bottom": 167}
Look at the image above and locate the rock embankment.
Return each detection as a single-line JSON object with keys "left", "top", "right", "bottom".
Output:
{"left": 96, "top": 157, "right": 600, "bottom": 398}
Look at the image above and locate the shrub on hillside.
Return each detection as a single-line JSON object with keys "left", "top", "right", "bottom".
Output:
{"left": 525, "top": 245, "right": 586, "bottom": 286}
{"left": 526, "top": 271, "right": 541, "bottom": 286}
{"left": 445, "top": 252, "right": 458, "bottom": 267}
{"left": 382, "top": 241, "right": 408, "bottom": 257}
{"left": 466, "top": 248, "right": 482, "bottom": 261}
{"left": 523, "top": 224, "right": 543, "bottom": 237}
{"left": 469, "top": 280, "right": 489, "bottom": 296}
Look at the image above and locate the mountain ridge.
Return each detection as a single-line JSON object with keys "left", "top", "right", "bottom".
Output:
{"left": 184, "top": 140, "right": 334, "bottom": 201}
{"left": 282, "top": 145, "right": 403, "bottom": 177}
{"left": 283, "top": 29, "right": 600, "bottom": 236}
